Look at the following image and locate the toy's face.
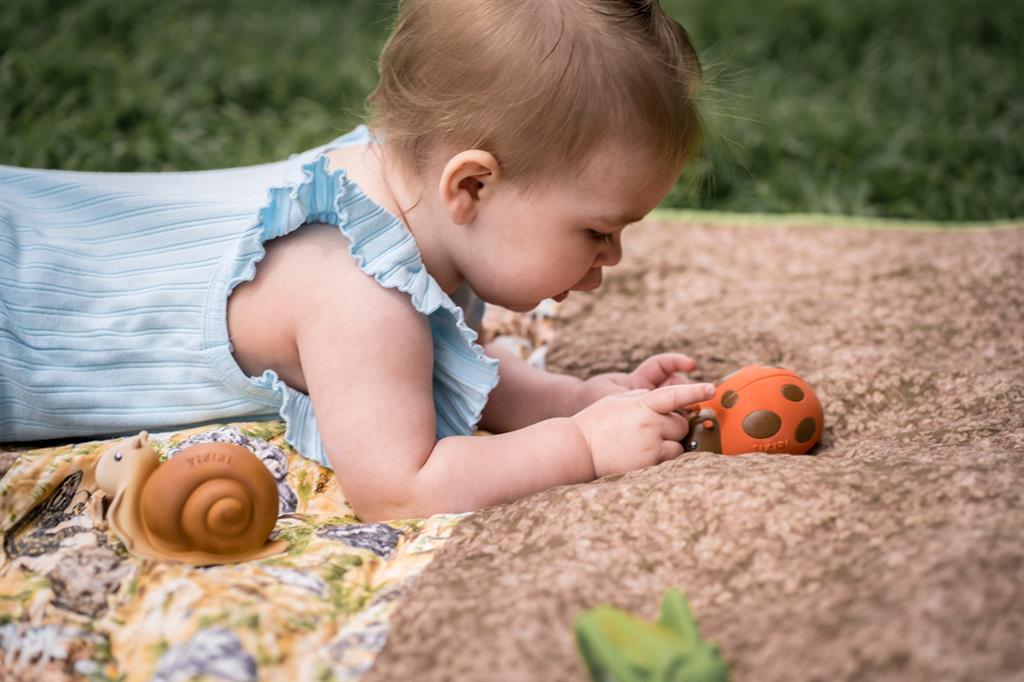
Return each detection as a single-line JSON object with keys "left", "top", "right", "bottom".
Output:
{"left": 683, "top": 408, "right": 722, "bottom": 453}
{"left": 688, "top": 366, "right": 823, "bottom": 455}
{"left": 95, "top": 431, "right": 153, "bottom": 494}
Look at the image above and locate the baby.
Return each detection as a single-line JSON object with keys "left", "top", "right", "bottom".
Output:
{"left": 0, "top": 0, "right": 709, "bottom": 521}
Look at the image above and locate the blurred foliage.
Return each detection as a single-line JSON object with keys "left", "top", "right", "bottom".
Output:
{"left": 663, "top": 0, "right": 1024, "bottom": 220}
{"left": 0, "top": 0, "right": 392, "bottom": 170}
{"left": 1, "top": 0, "right": 1021, "bottom": 221}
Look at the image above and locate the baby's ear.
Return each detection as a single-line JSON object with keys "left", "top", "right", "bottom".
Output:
{"left": 440, "top": 150, "right": 501, "bottom": 223}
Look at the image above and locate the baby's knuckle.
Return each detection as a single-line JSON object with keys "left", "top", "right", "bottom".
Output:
{"left": 643, "top": 413, "right": 661, "bottom": 427}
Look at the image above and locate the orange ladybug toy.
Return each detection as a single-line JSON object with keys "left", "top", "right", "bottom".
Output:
{"left": 683, "top": 365, "right": 823, "bottom": 455}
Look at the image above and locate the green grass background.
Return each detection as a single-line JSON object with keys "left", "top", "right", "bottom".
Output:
{"left": 1, "top": 0, "right": 1021, "bottom": 222}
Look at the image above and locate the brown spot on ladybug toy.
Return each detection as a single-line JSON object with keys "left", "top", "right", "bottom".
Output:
{"left": 683, "top": 365, "right": 823, "bottom": 455}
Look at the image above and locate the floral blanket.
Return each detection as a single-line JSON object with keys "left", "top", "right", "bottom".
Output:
{"left": 0, "top": 306, "right": 555, "bottom": 681}
{"left": 1, "top": 421, "right": 468, "bottom": 681}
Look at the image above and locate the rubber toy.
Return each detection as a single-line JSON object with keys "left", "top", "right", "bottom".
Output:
{"left": 574, "top": 587, "right": 730, "bottom": 682}
{"left": 94, "top": 431, "right": 287, "bottom": 565}
{"left": 683, "top": 365, "right": 823, "bottom": 455}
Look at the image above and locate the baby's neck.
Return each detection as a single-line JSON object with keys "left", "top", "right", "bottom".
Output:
{"left": 338, "top": 137, "right": 465, "bottom": 295}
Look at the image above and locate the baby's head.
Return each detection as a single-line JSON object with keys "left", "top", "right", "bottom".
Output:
{"left": 366, "top": 0, "right": 703, "bottom": 311}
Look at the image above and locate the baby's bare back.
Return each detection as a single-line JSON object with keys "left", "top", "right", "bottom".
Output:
{"left": 226, "top": 224, "right": 348, "bottom": 393}
{"left": 227, "top": 144, "right": 393, "bottom": 394}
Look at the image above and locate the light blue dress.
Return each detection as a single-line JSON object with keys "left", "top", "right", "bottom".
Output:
{"left": 0, "top": 125, "right": 500, "bottom": 467}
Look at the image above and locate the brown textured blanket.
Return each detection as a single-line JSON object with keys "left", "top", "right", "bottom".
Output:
{"left": 367, "top": 215, "right": 1024, "bottom": 682}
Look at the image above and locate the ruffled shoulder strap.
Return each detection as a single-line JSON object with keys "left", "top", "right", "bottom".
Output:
{"left": 228, "top": 151, "right": 499, "bottom": 468}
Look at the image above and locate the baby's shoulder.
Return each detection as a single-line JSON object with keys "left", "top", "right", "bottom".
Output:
{"left": 228, "top": 223, "right": 431, "bottom": 393}
{"left": 275, "top": 223, "right": 429, "bottom": 340}
{"left": 291, "top": 223, "right": 415, "bottom": 308}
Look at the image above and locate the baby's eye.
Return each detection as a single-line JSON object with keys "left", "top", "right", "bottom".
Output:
{"left": 587, "top": 229, "right": 614, "bottom": 244}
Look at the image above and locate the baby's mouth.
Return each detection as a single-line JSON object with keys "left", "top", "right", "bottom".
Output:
{"left": 553, "top": 291, "right": 568, "bottom": 302}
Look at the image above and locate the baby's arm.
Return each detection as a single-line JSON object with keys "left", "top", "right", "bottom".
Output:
{"left": 477, "top": 341, "right": 582, "bottom": 433}
{"left": 295, "top": 233, "right": 595, "bottom": 522}
{"left": 478, "top": 342, "right": 701, "bottom": 432}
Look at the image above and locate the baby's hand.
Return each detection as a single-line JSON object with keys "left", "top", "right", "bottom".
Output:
{"left": 571, "top": 383, "right": 715, "bottom": 478}
{"left": 566, "top": 353, "right": 699, "bottom": 415}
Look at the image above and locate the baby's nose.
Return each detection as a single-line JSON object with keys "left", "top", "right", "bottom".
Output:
{"left": 596, "top": 238, "right": 623, "bottom": 267}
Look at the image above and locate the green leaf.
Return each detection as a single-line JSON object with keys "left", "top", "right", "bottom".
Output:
{"left": 575, "top": 589, "right": 731, "bottom": 682}
{"left": 656, "top": 588, "right": 701, "bottom": 646}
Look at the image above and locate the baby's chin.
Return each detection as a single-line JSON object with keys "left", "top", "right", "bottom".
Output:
{"left": 501, "top": 291, "right": 568, "bottom": 313}
{"left": 501, "top": 301, "right": 543, "bottom": 313}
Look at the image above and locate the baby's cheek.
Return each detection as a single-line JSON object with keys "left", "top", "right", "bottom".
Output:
{"left": 556, "top": 249, "right": 593, "bottom": 278}
{"left": 550, "top": 265, "right": 585, "bottom": 291}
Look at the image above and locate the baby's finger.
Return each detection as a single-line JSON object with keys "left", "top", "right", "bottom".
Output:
{"left": 657, "top": 440, "right": 685, "bottom": 463}
{"left": 658, "top": 372, "right": 695, "bottom": 388}
{"left": 643, "top": 383, "right": 715, "bottom": 414}
{"left": 660, "top": 411, "right": 690, "bottom": 442}
{"left": 630, "top": 353, "right": 698, "bottom": 389}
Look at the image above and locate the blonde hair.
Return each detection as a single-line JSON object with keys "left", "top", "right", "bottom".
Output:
{"left": 366, "top": 0, "right": 703, "bottom": 199}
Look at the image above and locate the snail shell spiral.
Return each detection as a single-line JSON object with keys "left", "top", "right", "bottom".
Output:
{"left": 139, "top": 442, "right": 279, "bottom": 556}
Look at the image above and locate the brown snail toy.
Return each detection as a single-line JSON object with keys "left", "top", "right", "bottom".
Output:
{"left": 94, "top": 431, "right": 287, "bottom": 565}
